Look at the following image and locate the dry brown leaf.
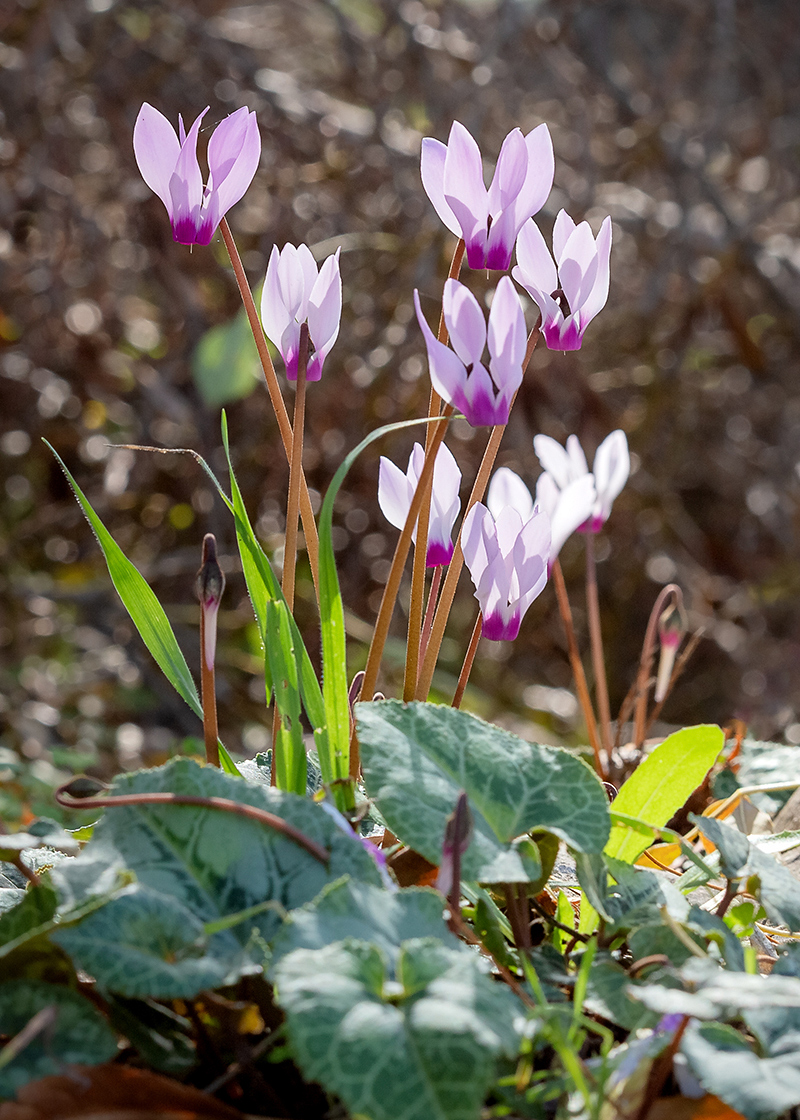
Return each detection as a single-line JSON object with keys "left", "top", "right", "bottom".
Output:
{"left": 647, "top": 1094, "right": 746, "bottom": 1120}
{"left": 0, "top": 1064, "right": 247, "bottom": 1120}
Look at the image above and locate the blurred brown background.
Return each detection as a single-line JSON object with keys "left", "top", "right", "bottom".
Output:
{"left": 1, "top": 0, "right": 799, "bottom": 802}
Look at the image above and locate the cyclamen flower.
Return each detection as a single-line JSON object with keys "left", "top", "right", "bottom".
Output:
{"left": 133, "top": 103, "right": 260, "bottom": 246}
{"left": 461, "top": 501, "right": 550, "bottom": 642}
{"left": 378, "top": 442, "right": 461, "bottom": 567}
{"left": 414, "top": 277, "right": 526, "bottom": 428}
{"left": 534, "top": 429, "right": 629, "bottom": 550}
{"left": 421, "top": 121, "right": 554, "bottom": 270}
{"left": 513, "top": 211, "right": 612, "bottom": 351}
{"left": 489, "top": 462, "right": 594, "bottom": 565}
{"left": 260, "top": 244, "right": 342, "bottom": 382}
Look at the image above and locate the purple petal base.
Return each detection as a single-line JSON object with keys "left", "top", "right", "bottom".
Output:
{"left": 426, "top": 540, "right": 454, "bottom": 567}
{"left": 172, "top": 215, "right": 217, "bottom": 246}
{"left": 482, "top": 610, "right": 520, "bottom": 642}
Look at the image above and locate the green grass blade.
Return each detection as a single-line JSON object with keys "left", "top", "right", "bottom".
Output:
{"left": 219, "top": 415, "right": 329, "bottom": 786}
{"left": 266, "top": 599, "right": 307, "bottom": 795}
{"left": 46, "top": 442, "right": 202, "bottom": 720}
{"left": 218, "top": 742, "right": 241, "bottom": 776}
{"left": 317, "top": 416, "right": 448, "bottom": 782}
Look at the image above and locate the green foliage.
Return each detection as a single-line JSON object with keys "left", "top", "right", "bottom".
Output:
{"left": 682, "top": 1020, "right": 800, "bottom": 1120}
{"left": 0, "top": 980, "right": 117, "bottom": 1100}
{"left": 691, "top": 813, "right": 800, "bottom": 930}
{"left": 52, "top": 884, "right": 232, "bottom": 999}
{"left": 54, "top": 758, "right": 382, "bottom": 961}
{"left": 605, "top": 725, "right": 724, "bottom": 863}
{"left": 46, "top": 443, "right": 203, "bottom": 721}
{"left": 273, "top": 937, "right": 520, "bottom": 1120}
{"left": 357, "top": 700, "right": 610, "bottom": 882}
{"left": 192, "top": 306, "right": 262, "bottom": 407}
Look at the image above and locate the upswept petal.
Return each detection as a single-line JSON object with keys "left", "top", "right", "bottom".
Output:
{"left": 566, "top": 434, "right": 589, "bottom": 477}
{"left": 415, "top": 290, "right": 469, "bottom": 411}
{"left": 485, "top": 205, "right": 520, "bottom": 271}
{"left": 169, "top": 108, "right": 207, "bottom": 233}
{"left": 553, "top": 209, "right": 577, "bottom": 262}
{"left": 487, "top": 276, "right": 526, "bottom": 390}
{"left": 461, "top": 503, "right": 492, "bottom": 588}
{"left": 427, "top": 442, "right": 461, "bottom": 564}
{"left": 487, "top": 128, "right": 527, "bottom": 215}
{"left": 487, "top": 467, "right": 534, "bottom": 522}
{"left": 133, "top": 103, "right": 181, "bottom": 212}
{"left": 577, "top": 216, "right": 612, "bottom": 326}
{"left": 494, "top": 505, "right": 525, "bottom": 558}
{"left": 462, "top": 361, "right": 503, "bottom": 426}
{"left": 260, "top": 246, "right": 292, "bottom": 350}
{"left": 533, "top": 434, "right": 576, "bottom": 489}
{"left": 443, "top": 122, "right": 489, "bottom": 268}
{"left": 511, "top": 124, "right": 555, "bottom": 230}
{"left": 550, "top": 474, "right": 596, "bottom": 559}
{"left": 307, "top": 249, "right": 342, "bottom": 380}
{"left": 444, "top": 280, "right": 486, "bottom": 367}
{"left": 514, "top": 508, "right": 550, "bottom": 613}
{"left": 420, "top": 137, "right": 461, "bottom": 238}
{"left": 378, "top": 456, "right": 414, "bottom": 534}
{"left": 559, "top": 223, "right": 599, "bottom": 312}
{"left": 207, "top": 110, "right": 261, "bottom": 224}
{"left": 514, "top": 218, "right": 558, "bottom": 297}
{"left": 276, "top": 245, "right": 308, "bottom": 321}
{"left": 296, "top": 244, "right": 320, "bottom": 308}
{"left": 592, "top": 429, "right": 629, "bottom": 522}
{"left": 534, "top": 471, "right": 559, "bottom": 519}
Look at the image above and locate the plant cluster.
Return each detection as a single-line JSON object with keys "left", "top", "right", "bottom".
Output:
{"left": 4, "top": 101, "right": 800, "bottom": 1120}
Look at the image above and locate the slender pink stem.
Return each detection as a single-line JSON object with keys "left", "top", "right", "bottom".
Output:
{"left": 452, "top": 614, "right": 482, "bottom": 710}
{"left": 585, "top": 533, "right": 612, "bottom": 759}
{"left": 418, "top": 565, "right": 443, "bottom": 675}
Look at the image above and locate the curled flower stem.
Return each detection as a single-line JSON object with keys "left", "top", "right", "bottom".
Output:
{"left": 418, "top": 565, "right": 443, "bottom": 674}
{"left": 414, "top": 325, "right": 540, "bottom": 703}
{"left": 404, "top": 238, "right": 465, "bottom": 701}
{"left": 551, "top": 559, "right": 605, "bottom": 780}
{"left": 631, "top": 583, "right": 681, "bottom": 750}
{"left": 452, "top": 614, "right": 482, "bottom": 710}
{"left": 54, "top": 784, "right": 330, "bottom": 864}
{"left": 585, "top": 533, "right": 612, "bottom": 760}
{"left": 219, "top": 218, "right": 320, "bottom": 595}
{"left": 350, "top": 409, "right": 453, "bottom": 778}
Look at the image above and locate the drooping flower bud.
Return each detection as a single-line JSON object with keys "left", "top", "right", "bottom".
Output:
{"left": 436, "top": 791, "right": 473, "bottom": 900}
{"left": 196, "top": 533, "right": 225, "bottom": 672}
{"left": 655, "top": 593, "right": 687, "bottom": 703}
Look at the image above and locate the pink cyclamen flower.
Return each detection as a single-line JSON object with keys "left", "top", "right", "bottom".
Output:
{"left": 133, "top": 103, "right": 260, "bottom": 246}
{"left": 534, "top": 429, "right": 628, "bottom": 546}
{"left": 378, "top": 442, "right": 461, "bottom": 567}
{"left": 461, "top": 502, "right": 550, "bottom": 642}
{"left": 421, "top": 121, "right": 554, "bottom": 270}
{"left": 513, "top": 210, "right": 612, "bottom": 351}
{"left": 260, "top": 244, "right": 342, "bottom": 382}
{"left": 414, "top": 277, "right": 526, "bottom": 427}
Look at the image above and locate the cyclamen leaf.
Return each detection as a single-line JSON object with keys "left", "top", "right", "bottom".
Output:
{"left": 0, "top": 981, "right": 117, "bottom": 1101}
{"left": 682, "top": 1021, "right": 800, "bottom": 1120}
{"left": 52, "top": 885, "right": 231, "bottom": 999}
{"left": 357, "top": 700, "right": 609, "bottom": 883}
{"left": 273, "top": 937, "right": 520, "bottom": 1120}
{"left": 54, "top": 758, "right": 382, "bottom": 961}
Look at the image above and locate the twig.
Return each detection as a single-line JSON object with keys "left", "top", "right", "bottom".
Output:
{"left": 452, "top": 614, "right": 482, "bottom": 709}
{"left": 631, "top": 584, "right": 681, "bottom": 749}
{"left": 418, "top": 565, "right": 443, "bottom": 673}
